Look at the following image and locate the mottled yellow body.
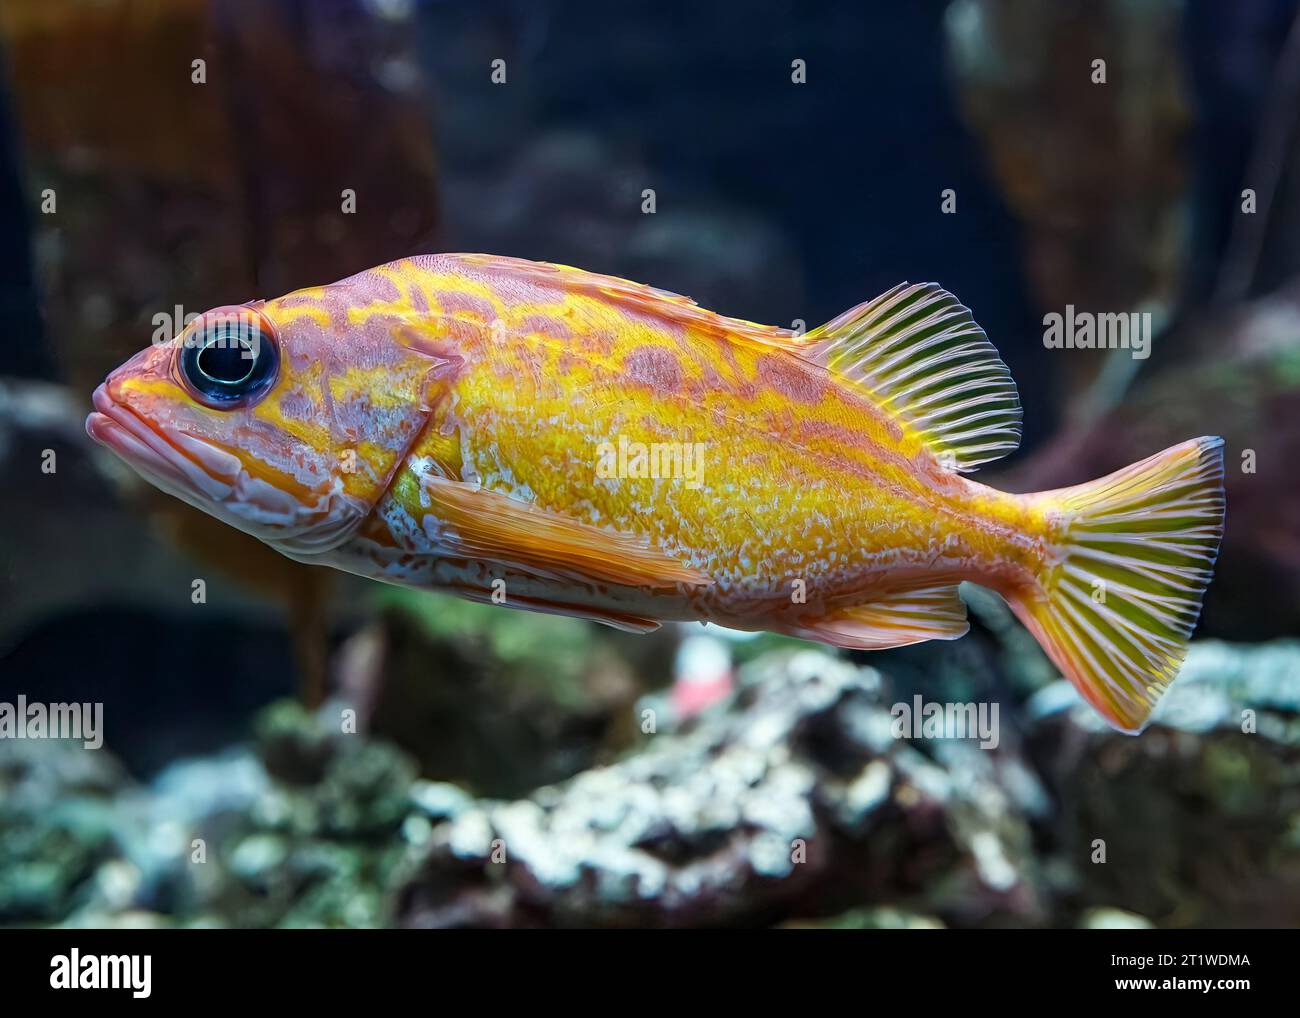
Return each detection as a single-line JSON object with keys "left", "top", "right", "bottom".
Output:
{"left": 88, "top": 253, "right": 1224, "bottom": 732}
{"left": 389, "top": 258, "right": 1046, "bottom": 617}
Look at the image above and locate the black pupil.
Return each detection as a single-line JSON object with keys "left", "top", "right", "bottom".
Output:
{"left": 181, "top": 320, "right": 277, "bottom": 404}
{"left": 197, "top": 333, "right": 255, "bottom": 384}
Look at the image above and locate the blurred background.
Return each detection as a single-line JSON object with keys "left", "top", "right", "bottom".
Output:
{"left": 0, "top": 0, "right": 1297, "bottom": 928}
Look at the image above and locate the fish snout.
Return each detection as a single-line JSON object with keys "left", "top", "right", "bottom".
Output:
{"left": 106, "top": 342, "right": 172, "bottom": 395}
{"left": 85, "top": 381, "right": 239, "bottom": 504}
{"left": 85, "top": 376, "right": 368, "bottom": 555}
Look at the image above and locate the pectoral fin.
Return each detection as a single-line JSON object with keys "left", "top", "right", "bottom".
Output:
{"left": 421, "top": 474, "right": 713, "bottom": 592}
{"left": 779, "top": 584, "right": 969, "bottom": 650}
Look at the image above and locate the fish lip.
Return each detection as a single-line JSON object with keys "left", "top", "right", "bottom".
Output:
{"left": 85, "top": 383, "right": 236, "bottom": 502}
{"left": 85, "top": 383, "right": 364, "bottom": 553}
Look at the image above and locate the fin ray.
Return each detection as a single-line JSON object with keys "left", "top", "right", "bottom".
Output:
{"left": 420, "top": 474, "right": 713, "bottom": 592}
{"left": 780, "top": 584, "right": 969, "bottom": 650}
{"left": 804, "top": 283, "right": 1022, "bottom": 471}
{"left": 1010, "top": 437, "right": 1225, "bottom": 733}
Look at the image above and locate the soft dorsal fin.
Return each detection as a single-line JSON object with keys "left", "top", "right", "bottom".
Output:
{"left": 803, "top": 283, "right": 1022, "bottom": 472}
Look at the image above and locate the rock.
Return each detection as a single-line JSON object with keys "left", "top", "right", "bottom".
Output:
{"left": 0, "top": 739, "right": 128, "bottom": 923}
{"left": 792, "top": 907, "right": 946, "bottom": 930}
{"left": 395, "top": 649, "right": 1050, "bottom": 928}
{"left": 6, "top": 639, "right": 1295, "bottom": 929}
{"left": 229, "top": 834, "right": 290, "bottom": 886}
{"left": 1028, "top": 640, "right": 1300, "bottom": 927}
{"left": 1080, "top": 907, "right": 1155, "bottom": 930}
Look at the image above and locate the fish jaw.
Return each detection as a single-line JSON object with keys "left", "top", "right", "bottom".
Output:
{"left": 88, "top": 380, "right": 239, "bottom": 505}
{"left": 86, "top": 375, "right": 369, "bottom": 555}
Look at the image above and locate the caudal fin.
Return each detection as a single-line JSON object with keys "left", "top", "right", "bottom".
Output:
{"left": 1010, "top": 437, "right": 1225, "bottom": 733}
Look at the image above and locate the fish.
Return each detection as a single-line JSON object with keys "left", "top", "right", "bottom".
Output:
{"left": 86, "top": 253, "right": 1225, "bottom": 733}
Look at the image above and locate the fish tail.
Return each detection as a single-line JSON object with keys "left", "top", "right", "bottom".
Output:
{"left": 1008, "top": 437, "right": 1225, "bottom": 733}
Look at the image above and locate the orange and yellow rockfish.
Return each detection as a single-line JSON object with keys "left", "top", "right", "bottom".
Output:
{"left": 87, "top": 254, "right": 1225, "bottom": 733}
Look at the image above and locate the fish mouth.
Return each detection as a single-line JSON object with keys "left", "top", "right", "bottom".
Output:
{"left": 86, "top": 383, "right": 241, "bottom": 510}
{"left": 86, "top": 383, "right": 367, "bottom": 553}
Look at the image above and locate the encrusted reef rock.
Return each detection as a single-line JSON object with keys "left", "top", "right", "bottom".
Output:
{"left": 394, "top": 639, "right": 1300, "bottom": 928}
{"left": 395, "top": 650, "right": 1050, "bottom": 928}
{"left": 0, "top": 738, "right": 128, "bottom": 924}
{"left": 1027, "top": 640, "right": 1300, "bottom": 928}
{"left": 3, "top": 641, "right": 1296, "bottom": 928}
{"left": 0, "top": 702, "right": 419, "bottom": 928}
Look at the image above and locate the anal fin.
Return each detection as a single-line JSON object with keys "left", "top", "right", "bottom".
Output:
{"left": 780, "top": 584, "right": 969, "bottom": 650}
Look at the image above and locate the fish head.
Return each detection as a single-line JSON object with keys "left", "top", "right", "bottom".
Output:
{"left": 86, "top": 294, "right": 455, "bottom": 556}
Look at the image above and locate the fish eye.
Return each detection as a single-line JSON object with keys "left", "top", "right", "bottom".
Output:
{"left": 178, "top": 307, "right": 279, "bottom": 408}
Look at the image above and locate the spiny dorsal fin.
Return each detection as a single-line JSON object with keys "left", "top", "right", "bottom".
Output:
{"left": 444, "top": 253, "right": 801, "bottom": 347}
{"left": 804, "top": 283, "right": 1022, "bottom": 472}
